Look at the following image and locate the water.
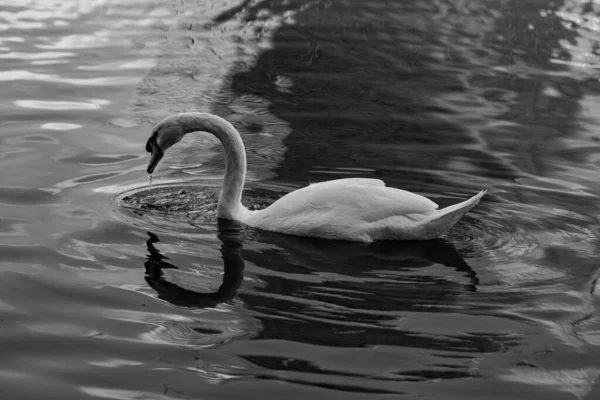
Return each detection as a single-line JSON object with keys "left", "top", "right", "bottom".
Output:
{"left": 1, "top": 0, "right": 600, "bottom": 398}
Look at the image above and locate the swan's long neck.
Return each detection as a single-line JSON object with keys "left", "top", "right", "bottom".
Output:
{"left": 179, "top": 113, "right": 248, "bottom": 220}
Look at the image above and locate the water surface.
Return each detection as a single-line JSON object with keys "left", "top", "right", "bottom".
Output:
{"left": 1, "top": 0, "right": 600, "bottom": 399}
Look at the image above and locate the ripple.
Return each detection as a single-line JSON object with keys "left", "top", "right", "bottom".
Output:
{"left": 109, "top": 117, "right": 139, "bottom": 128}
{"left": 274, "top": 75, "right": 293, "bottom": 93}
{"left": 0, "top": 36, "right": 24, "bottom": 43}
{"left": 27, "top": 322, "right": 92, "bottom": 336}
{"left": 77, "top": 58, "right": 156, "bottom": 71}
{"left": 88, "top": 359, "right": 143, "bottom": 368}
{"left": 36, "top": 32, "right": 132, "bottom": 50}
{"left": 111, "top": 183, "right": 286, "bottom": 239}
{"left": 0, "top": 51, "right": 74, "bottom": 59}
{"left": 0, "top": 70, "right": 138, "bottom": 86}
{"left": 80, "top": 387, "right": 183, "bottom": 400}
{"left": 0, "top": 218, "right": 29, "bottom": 235}
{"left": 449, "top": 213, "right": 540, "bottom": 260}
{"left": 118, "top": 182, "right": 279, "bottom": 214}
{"left": 30, "top": 60, "right": 69, "bottom": 65}
{"left": 0, "top": 244, "right": 79, "bottom": 272}
{"left": 141, "top": 317, "right": 259, "bottom": 348}
{"left": 0, "top": 187, "right": 60, "bottom": 205}
{"left": 0, "top": 21, "right": 45, "bottom": 30}
{"left": 54, "top": 172, "right": 125, "bottom": 189}
{"left": 103, "top": 308, "right": 261, "bottom": 348}
{"left": 15, "top": 99, "right": 109, "bottom": 110}
{"left": 74, "top": 173, "right": 124, "bottom": 184}
{"left": 16, "top": 134, "right": 57, "bottom": 143}
{"left": 40, "top": 122, "right": 81, "bottom": 131}
{"left": 498, "top": 367, "right": 600, "bottom": 399}
{"left": 62, "top": 154, "right": 142, "bottom": 166}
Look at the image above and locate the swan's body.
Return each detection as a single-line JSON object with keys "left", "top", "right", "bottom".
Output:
{"left": 146, "top": 112, "right": 485, "bottom": 242}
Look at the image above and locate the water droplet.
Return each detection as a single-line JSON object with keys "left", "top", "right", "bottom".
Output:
{"left": 148, "top": 174, "right": 153, "bottom": 185}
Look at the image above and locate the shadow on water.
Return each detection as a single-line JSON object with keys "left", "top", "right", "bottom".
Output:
{"left": 204, "top": 0, "right": 596, "bottom": 200}
{"left": 216, "top": 0, "right": 522, "bottom": 190}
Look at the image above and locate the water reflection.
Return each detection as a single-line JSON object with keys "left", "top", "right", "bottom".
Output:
{"left": 144, "top": 220, "right": 245, "bottom": 309}
{"left": 3, "top": 0, "right": 600, "bottom": 398}
{"left": 143, "top": 218, "right": 480, "bottom": 310}
{"left": 249, "top": 230, "right": 480, "bottom": 289}
{"left": 237, "top": 230, "right": 509, "bottom": 353}
{"left": 140, "top": 216, "right": 504, "bottom": 387}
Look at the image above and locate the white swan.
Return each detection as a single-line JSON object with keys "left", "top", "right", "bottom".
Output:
{"left": 145, "top": 112, "right": 486, "bottom": 242}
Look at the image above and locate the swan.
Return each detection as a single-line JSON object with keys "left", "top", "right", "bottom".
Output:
{"left": 145, "top": 112, "right": 486, "bottom": 242}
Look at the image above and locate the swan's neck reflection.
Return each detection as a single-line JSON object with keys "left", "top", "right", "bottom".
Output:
{"left": 144, "top": 219, "right": 245, "bottom": 308}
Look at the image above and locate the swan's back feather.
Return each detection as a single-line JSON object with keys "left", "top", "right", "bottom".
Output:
{"left": 246, "top": 178, "right": 441, "bottom": 241}
{"left": 262, "top": 178, "right": 437, "bottom": 217}
{"left": 309, "top": 177, "right": 386, "bottom": 188}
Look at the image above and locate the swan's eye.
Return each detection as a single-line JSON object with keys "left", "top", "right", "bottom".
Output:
{"left": 146, "top": 131, "right": 158, "bottom": 153}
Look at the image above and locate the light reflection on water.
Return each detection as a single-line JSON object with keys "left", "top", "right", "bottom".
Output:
{"left": 0, "top": 0, "right": 600, "bottom": 399}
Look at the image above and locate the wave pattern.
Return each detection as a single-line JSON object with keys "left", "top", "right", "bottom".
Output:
{"left": 2, "top": 0, "right": 600, "bottom": 399}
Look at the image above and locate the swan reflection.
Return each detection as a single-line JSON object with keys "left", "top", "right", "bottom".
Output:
{"left": 141, "top": 217, "right": 494, "bottom": 379}
{"left": 144, "top": 217, "right": 479, "bottom": 311}
{"left": 144, "top": 219, "right": 245, "bottom": 308}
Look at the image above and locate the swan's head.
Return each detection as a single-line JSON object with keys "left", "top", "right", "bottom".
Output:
{"left": 145, "top": 115, "right": 187, "bottom": 173}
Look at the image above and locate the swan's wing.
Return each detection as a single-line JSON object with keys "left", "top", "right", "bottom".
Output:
{"left": 251, "top": 178, "right": 438, "bottom": 226}
{"left": 305, "top": 178, "right": 437, "bottom": 215}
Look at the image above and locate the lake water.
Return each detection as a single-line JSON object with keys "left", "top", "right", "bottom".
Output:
{"left": 1, "top": 0, "right": 600, "bottom": 398}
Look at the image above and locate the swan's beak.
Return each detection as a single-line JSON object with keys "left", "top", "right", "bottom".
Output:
{"left": 146, "top": 143, "right": 164, "bottom": 174}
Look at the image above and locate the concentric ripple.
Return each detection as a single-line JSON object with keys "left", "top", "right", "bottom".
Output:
{"left": 448, "top": 205, "right": 541, "bottom": 261}
{"left": 112, "top": 181, "right": 286, "bottom": 237}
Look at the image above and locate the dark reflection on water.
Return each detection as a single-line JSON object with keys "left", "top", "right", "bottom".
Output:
{"left": 228, "top": 0, "right": 520, "bottom": 190}
{"left": 129, "top": 197, "right": 596, "bottom": 394}
{"left": 144, "top": 220, "right": 245, "bottom": 309}
{"left": 2, "top": 0, "right": 600, "bottom": 399}
{"left": 138, "top": 213, "right": 500, "bottom": 391}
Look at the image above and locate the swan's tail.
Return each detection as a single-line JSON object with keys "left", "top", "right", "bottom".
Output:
{"left": 418, "top": 190, "right": 487, "bottom": 239}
